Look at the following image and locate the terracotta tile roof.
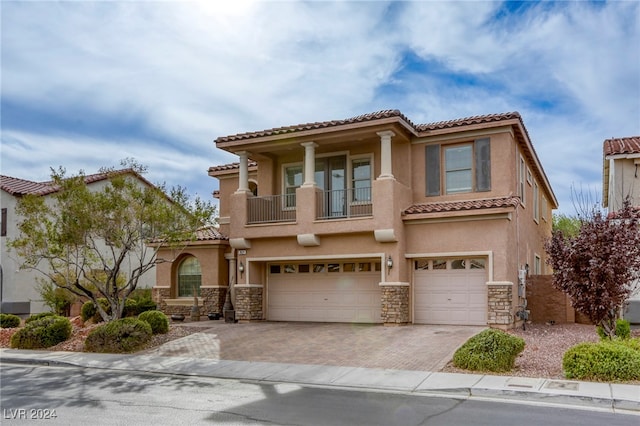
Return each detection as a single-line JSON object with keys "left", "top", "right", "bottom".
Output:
{"left": 1, "top": 169, "right": 147, "bottom": 197}
{"left": 0, "top": 175, "right": 55, "bottom": 196}
{"left": 215, "top": 110, "right": 415, "bottom": 143}
{"left": 215, "top": 110, "right": 523, "bottom": 144}
{"left": 416, "top": 112, "right": 522, "bottom": 131}
{"left": 404, "top": 196, "right": 521, "bottom": 215}
{"left": 208, "top": 160, "right": 257, "bottom": 173}
{"left": 604, "top": 136, "right": 640, "bottom": 156}
{"left": 195, "top": 226, "right": 228, "bottom": 241}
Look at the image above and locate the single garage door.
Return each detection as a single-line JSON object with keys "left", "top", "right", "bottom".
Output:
{"left": 414, "top": 258, "right": 487, "bottom": 325}
{"left": 267, "top": 261, "right": 382, "bottom": 323}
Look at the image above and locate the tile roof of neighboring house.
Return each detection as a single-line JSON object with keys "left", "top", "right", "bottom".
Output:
{"left": 1, "top": 169, "right": 152, "bottom": 197}
{"left": 208, "top": 160, "right": 258, "bottom": 173}
{"left": 215, "top": 110, "right": 521, "bottom": 144}
{"left": 403, "top": 196, "right": 521, "bottom": 215}
{"left": 195, "top": 226, "right": 228, "bottom": 241}
{"left": 603, "top": 136, "right": 640, "bottom": 156}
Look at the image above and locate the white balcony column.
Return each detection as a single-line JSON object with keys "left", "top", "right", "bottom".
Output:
{"left": 236, "top": 151, "right": 250, "bottom": 193}
{"left": 377, "top": 130, "right": 395, "bottom": 180}
{"left": 301, "top": 142, "right": 318, "bottom": 187}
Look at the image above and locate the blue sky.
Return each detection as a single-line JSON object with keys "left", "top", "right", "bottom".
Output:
{"left": 1, "top": 0, "right": 639, "bottom": 214}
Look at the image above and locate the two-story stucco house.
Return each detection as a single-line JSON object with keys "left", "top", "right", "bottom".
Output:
{"left": 185, "top": 110, "right": 556, "bottom": 329}
{"left": 1, "top": 169, "right": 158, "bottom": 315}
{"left": 603, "top": 136, "right": 640, "bottom": 323}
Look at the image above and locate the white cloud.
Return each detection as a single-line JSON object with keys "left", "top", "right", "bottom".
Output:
{"left": 1, "top": 0, "right": 638, "bottom": 215}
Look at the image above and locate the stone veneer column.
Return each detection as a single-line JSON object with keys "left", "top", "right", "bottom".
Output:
{"left": 234, "top": 284, "right": 263, "bottom": 321}
{"left": 487, "top": 282, "right": 513, "bottom": 329}
{"left": 380, "top": 282, "right": 410, "bottom": 325}
{"left": 200, "top": 286, "right": 227, "bottom": 314}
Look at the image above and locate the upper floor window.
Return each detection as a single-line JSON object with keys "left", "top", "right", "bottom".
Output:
{"left": 533, "top": 181, "right": 540, "bottom": 222}
{"left": 352, "top": 157, "right": 372, "bottom": 202}
{"left": 284, "top": 165, "right": 302, "bottom": 208}
{"left": 1, "top": 208, "right": 6, "bottom": 237}
{"left": 177, "top": 255, "right": 201, "bottom": 298}
{"left": 519, "top": 156, "right": 526, "bottom": 205}
{"left": 425, "top": 138, "right": 491, "bottom": 196}
{"left": 542, "top": 195, "right": 548, "bottom": 222}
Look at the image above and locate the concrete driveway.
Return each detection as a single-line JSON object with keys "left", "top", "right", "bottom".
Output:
{"left": 147, "top": 322, "right": 485, "bottom": 372}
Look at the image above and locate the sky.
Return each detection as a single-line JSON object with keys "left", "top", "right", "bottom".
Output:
{"left": 1, "top": 0, "right": 639, "bottom": 215}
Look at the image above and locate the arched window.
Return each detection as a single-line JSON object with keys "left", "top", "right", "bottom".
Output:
{"left": 177, "top": 256, "right": 201, "bottom": 297}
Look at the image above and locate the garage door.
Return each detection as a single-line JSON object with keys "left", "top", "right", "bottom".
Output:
{"left": 267, "top": 261, "right": 382, "bottom": 323}
{"left": 414, "top": 258, "right": 487, "bottom": 325}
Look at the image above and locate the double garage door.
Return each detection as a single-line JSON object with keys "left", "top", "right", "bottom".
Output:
{"left": 414, "top": 258, "right": 488, "bottom": 326}
{"left": 267, "top": 261, "right": 382, "bottom": 323}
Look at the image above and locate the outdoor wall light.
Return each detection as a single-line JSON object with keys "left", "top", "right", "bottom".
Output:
{"left": 386, "top": 255, "right": 393, "bottom": 269}
{"left": 238, "top": 261, "right": 245, "bottom": 276}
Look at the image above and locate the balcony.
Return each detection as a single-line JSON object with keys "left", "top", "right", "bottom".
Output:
{"left": 247, "top": 194, "right": 297, "bottom": 224}
{"left": 316, "top": 187, "right": 373, "bottom": 220}
{"left": 246, "top": 188, "right": 373, "bottom": 225}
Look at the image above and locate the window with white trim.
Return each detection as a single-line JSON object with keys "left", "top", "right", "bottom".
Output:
{"left": 284, "top": 164, "right": 303, "bottom": 208}
{"left": 542, "top": 195, "right": 548, "bottom": 222}
{"left": 351, "top": 157, "right": 372, "bottom": 202}
{"left": 534, "top": 254, "right": 542, "bottom": 275}
{"left": 533, "top": 180, "right": 539, "bottom": 222}
{"left": 519, "top": 156, "right": 526, "bottom": 205}
{"left": 425, "top": 138, "right": 491, "bottom": 196}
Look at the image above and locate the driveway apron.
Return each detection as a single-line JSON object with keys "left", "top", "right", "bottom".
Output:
{"left": 144, "top": 322, "right": 485, "bottom": 371}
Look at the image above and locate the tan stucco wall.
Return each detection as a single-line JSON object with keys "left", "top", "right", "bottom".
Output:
{"left": 155, "top": 242, "right": 229, "bottom": 296}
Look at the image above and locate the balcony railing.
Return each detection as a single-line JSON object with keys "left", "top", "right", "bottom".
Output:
{"left": 247, "top": 194, "right": 296, "bottom": 224}
{"left": 316, "top": 187, "right": 372, "bottom": 220}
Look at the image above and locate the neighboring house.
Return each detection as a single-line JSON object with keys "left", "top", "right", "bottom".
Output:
{"left": 192, "top": 110, "right": 558, "bottom": 329}
{"left": 1, "top": 169, "right": 158, "bottom": 315}
{"left": 603, "top": 136, "right": 640, "bottom": 323}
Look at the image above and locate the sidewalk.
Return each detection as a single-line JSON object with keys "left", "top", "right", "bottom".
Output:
{"left": 2, "top": 347, "right": 639, "bottom": 414}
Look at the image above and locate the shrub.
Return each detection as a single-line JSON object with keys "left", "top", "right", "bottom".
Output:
{"left": 80, "top": 298, "right": 111, "bottom": 322}
{"left": 37, "top": 281, "right": 76, "bottom": 316}
{"left": 563, "top": 339, "right": 640, "bottom": 381}
{"left": 135, "top": 299, "right": 157, "bottom": 314}
{"left": 596, "top": 319, "right": 632, "bottom": 340}
{"left": 1, "top": 313, "right": 21, "bottom": 328}
{"left": 138, "top": 310, "right": 169, "bottom": 334}
{"left": 10, "top": 316, "right": 72, "bottom": 349}
{"left": 123, "top": 298, "right": 138, "bottom": 317}
{"left": 84, "top": 318, "right": 152, "bottom": 353}
{"left": 25, "top": 312, "right": 56, "bottom": 324}
{"left": 453, "top": 329, "right": 525, "bottom": 372}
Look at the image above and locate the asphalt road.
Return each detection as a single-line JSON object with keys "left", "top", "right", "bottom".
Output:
{"left": 1, "top": 363, "right": 637, "bottom": 425}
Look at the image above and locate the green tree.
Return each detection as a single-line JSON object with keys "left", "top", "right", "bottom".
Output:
{"left": 552, "top": 213, "right": 582, "bottom": 237}
{"left": 9, "top": 160, "right": 216, "bottom": 322}
{"left": 545, "top": 199, "right": 640, "bottom": 338}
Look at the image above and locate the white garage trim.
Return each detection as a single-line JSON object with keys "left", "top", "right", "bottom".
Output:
{"left": 406, "top": 251, "right": 493, "bottom": 282}
{"left": 245, "top": 252, "right": 387, "bottom": 284}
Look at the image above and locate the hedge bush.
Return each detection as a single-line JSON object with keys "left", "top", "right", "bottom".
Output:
{"left": 563, "top": 339, "right": 640, "bottom": 381}
{"left": 135, "top": 299, "right": 157, "bottom": 314}
{"left": 138, "top": 310, "right": 169, "bottom": 334}
{"left": 453, "top": 328, "right": 525, "bottom": 372}
{"left": 10, "top": 315, "right": 72, "bottom": 349}
{"left": 80, "top": 298, "right": 110, "bottom": 322}
{"left": 596, "top": 319, "right": 631, "bottom": 340}
{"left": 84, "top": 318, "right": 152, "bottom": 353}
{"left": 25, "top": 312, "right": 56, "bottom": 324}
{"left": 123, "top": 298, "right": 138, "bottom": 317}
{"left": 0, "top": 313, "right": 21, "bottom": 328}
